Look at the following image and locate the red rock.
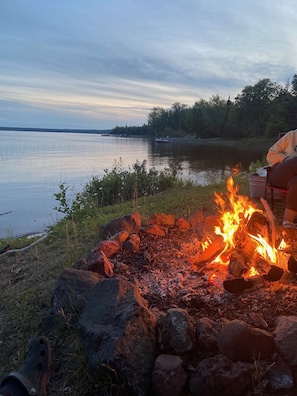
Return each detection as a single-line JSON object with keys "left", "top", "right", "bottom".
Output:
{"left": 144, "top": 224, "right": 166, "bottom": 237}
{"left": 176, "top": 217, "right": 191, "bottom": 231}
{"left": 92, "top": 240, "right": 120, "bottom": 257}
{"left": 148, "top": 213, "right": 175, "bottom": 226}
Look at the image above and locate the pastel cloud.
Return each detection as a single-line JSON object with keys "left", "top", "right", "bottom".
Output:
{"left": 0, "top": 0, "right": 296, "bottom": 129}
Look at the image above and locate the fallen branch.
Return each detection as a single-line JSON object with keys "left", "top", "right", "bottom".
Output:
{"left": 0, "top": 233, "right": 49, "bottom": 257}
{"left": 0, "top": 211, "right": 12, "bottom": 216}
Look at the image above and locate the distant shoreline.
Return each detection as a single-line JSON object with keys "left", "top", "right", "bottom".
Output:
{"left": 0, "top": 126, "right": 112, "bottom": 134}
{"left": 0, "top": 127, "right": 275, "bottom": 150}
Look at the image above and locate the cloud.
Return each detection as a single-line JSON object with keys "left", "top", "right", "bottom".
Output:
{"left": 0, "top": 0, "right": 296, "bottom": 128}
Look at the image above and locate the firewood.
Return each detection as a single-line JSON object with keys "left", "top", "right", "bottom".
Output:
{"left": 246, "top": 211, "right": 268, "bottom": 239}
{"left": 223, "top": 278, "right": 253, "bottom": 294}
{"left": 260, "top": 197, "right": 276, "bottom": 249}
{"left": 228, "top": 252, "right": 250, "bottom": 278}
{"left": 223, "top": 276, "right": 266, "bottom": 294}
{"left": 194, "top": 235, "right": 225, "bottom": 270}
{"left": 235, "top": 234, "right": 259, "bottom": 261}
{"left": 288, "top": 255, "right": 297, "bottom": 273}
{"left": 263, "top": 265, "right": 284, "bottom": 281}
{"left": 253, "top": 255, "right": 273, "bottom": 275}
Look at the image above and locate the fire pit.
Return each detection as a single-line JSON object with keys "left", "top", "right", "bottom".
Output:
{"left": 81, "top": 176, "right": 297, "bottom": 328}
{"left": 57, "top": 176, "right": 297, "bottom": 395}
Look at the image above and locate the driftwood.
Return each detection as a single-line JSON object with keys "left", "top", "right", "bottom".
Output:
{"left": 0, "top": 233, "right": 48, "bottom": 257}
{"left": 0, "top": 245, "right": 10, "bottom": 254}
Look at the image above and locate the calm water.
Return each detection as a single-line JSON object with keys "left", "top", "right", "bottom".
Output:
{"left": 0, "top": 130, "right": 268, "bottom": 238}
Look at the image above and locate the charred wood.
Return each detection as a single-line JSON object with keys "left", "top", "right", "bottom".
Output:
{"left": 194, "top": 235, "right": 225, "bottom": 270}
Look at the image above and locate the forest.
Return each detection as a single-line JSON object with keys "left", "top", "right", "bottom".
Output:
{"left": 111, "top": 74, "right": 297, "bottom": 140}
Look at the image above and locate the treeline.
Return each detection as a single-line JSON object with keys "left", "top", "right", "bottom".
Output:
{"left": 111, "top": 75, "right": 297, "bottom": 140}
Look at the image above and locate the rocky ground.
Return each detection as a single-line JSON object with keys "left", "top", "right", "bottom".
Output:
{"left": 111, "top": 216, "right": 297, "bottom": 332}
{"left": 3, "top": 200, "right": 297, "bottom": 395}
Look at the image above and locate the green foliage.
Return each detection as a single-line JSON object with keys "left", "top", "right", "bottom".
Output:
{"left": 54, "top": 158, "right": 187, "bottom": 218}
{"left": 53, "top": 183, "right": 70, "bottom": 214}
{"left": 112, "top": 73, "right": 297, "bottom": 140}
{"left": 54, "top": 183, "right": 92, "bottom": 217}
{"left": 249, "top": 158, "right": 268, "bottom": 174}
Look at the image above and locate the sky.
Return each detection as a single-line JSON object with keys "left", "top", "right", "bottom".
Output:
{"left": 0, "top": 1, "right": 296, "bottom": 130}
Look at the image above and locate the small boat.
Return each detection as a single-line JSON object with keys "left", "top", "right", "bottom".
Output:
{"left": 155, "top": 137, "right": 170, "bottom": 143}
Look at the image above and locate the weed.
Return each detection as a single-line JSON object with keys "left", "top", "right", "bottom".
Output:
{"left": 54, "top": 158, "right": 189, "bottom": 219}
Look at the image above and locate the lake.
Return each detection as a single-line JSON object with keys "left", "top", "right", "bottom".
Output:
{"left": 0, "top": 130, "right": 271, "bottom": 238}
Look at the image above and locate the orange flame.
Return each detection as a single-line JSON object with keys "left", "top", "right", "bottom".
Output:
{"left": 209, "top": 273, "right": 217, "bottom": 283}
{"left": 248, "top": 266, "right": 259, "bottom": 277}
{"left": 249, "top": 233, "right": 278, "bottom": 264}
{"left": 211, "top": 177, "right": 287, "bottom": 272}
{"left": 213, "top": 177, "right": 260, "bottom": 263}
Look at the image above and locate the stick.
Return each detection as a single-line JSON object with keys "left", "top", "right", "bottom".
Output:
{"left": 0, "top": 233, "right": 48, "bottom": 257}
{"left": 260, "top": 197, "right": 276, "bottom": 249}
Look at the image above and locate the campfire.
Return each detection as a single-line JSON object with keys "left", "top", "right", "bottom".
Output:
{"left": 76, "top": 175, "right": 297, "bottom": 322}
{"left": 3, "top": 175, "right": 297, "bottom": 395}
{"left": 190, "top": 177, "right": 291, "bottom": 293}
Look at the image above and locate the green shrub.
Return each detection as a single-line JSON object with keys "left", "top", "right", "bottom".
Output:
{"left": 54, "top": 158, "right": 188, "bottom": 217}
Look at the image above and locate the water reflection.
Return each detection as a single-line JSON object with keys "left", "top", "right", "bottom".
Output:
{"left": 149, "top": 139, "right": 268, "bottom": 185}
{"left": 0, "top": 131, "right": 271, "bottom": 238}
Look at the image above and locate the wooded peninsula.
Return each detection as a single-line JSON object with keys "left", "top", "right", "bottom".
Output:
{"left": 112, "top": 74, "right": 297, "bottom": 140}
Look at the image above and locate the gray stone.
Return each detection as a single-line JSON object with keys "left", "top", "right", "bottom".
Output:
{"left": 189, "top": 354, "right": 254, "bottom": 396}
{"left": 266, "top": 354, "right": 294, "bottom": 391}
{"left": 102, "top": 212, "right": 141, "bottom": 239}
{"left": 83, "top": 250, "right": 114, "bottom": 277}
{"left": 50, "top": 268, "right": 102, "bottom": 315}
{"left": 274, "top": 315, "right": 297, "bottom": 365}
{"left": 79, "top": 278, "right": 157, "bottom": 396}
{"left": 217, "top": 319, "right": 274, "bottom": 362}
{"left": 157, "top": 308, "right": 195, "bottom": 354}
{"left": 152, "top": 354, "right": 187, "bottom": 396}
{"left": 196, "top": 317, "right": 227, "bottom": 351}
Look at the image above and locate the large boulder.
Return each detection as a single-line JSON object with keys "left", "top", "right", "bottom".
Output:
{"left": 79, "top": 278, "right": 157, "bottom": 396}
{"left": 49, "top": 268, "right": 102, "bottom": 315}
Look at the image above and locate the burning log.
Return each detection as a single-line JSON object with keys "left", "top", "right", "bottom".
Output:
{"left": 228, "top": 252, "right": 251, "bottom": 278}
{"left": 193, "top": 235, "right": 225, "bottom": 270}
{"left": 246, "top": 212, "right": 269, "bottom": 240}
{"left": 223, "top": 278, "right": 253, "bottom": 294}
{"left": 288, "top": 255, "right": 297, "bottom": 273}
{"left": 253, "top": 255, "right": 274, "bottom": 275}
{"left": 263, "top": 265, "right": 284, "bottom": 281}
{"left": 253, "top": 255, "right": 284, "bottom": 281}
{"left": 223, "top": 276, "right": 266, "bottom": 294}
{"left": 260, "top": 197, "right": 276, "bottom": 249}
